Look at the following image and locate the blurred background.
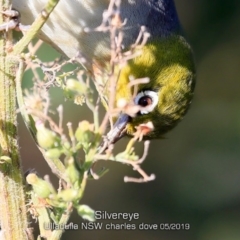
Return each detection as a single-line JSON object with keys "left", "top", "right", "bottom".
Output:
{"left": 18, "top": 0, "right": 240, "bottom": 239}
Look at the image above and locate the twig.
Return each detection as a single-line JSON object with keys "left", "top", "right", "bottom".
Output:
{"left": 95, "top": 141, "right": 155, "bottom": 183}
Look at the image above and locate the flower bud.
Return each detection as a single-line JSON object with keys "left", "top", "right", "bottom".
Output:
{"left": 66, "top": 79, "right": 87, "bottom": 94}
{"left": 65, "top": 157, "right": 80, "bottom": 187}
{"left": 45, "top": 148, "right": 62, "bottom": 159}
{"left": 75, "top": 121, "right": 94, "bottom": 145}
{"left": 26, "top": 173, "right": 55, "bottom": 198}
{"left": 36, "top": 125, "right": 59, "bottom": 149}
{"left": 57, "top": 189, "right": 78, "bottom": 202}
{"left": 77, "top": 205, "right": 95, "bottom": 222}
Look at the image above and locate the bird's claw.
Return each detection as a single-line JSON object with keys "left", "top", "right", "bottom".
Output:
{"left": 0, "top": 9, "right": 30, "bottom": 32}
{"left": 0, "top": 19, "right": 18, "bottom": 31}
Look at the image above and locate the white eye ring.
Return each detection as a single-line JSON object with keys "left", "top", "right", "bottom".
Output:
{"left": 134, "top": 90, "right": 159, "bottom": 115}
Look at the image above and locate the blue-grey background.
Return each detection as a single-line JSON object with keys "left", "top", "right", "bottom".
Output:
{"left": 18, "top": 0, "right": 240, "bottom": 239}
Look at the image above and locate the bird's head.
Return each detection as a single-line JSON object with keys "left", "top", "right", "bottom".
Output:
{"left": 104, "top": 34, "right": 195, "bottom": 144}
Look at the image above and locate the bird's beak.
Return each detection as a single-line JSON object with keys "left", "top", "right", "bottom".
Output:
{"left": 106, "top": 113, "right": 129, "bottom": 144}
{"left": 98, "top": 113, "right": 129, "bottom": 154}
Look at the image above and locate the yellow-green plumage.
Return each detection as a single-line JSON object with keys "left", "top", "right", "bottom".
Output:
{"left": 114, "top": 35, "right": 195, "bottom": 138}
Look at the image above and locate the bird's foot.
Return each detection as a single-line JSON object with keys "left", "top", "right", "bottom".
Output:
{"left": 0, "top": 9, "right": 30, "bottom": 32}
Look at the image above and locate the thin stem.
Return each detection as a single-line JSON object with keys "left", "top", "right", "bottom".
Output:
{"left": 0, "top": 1, "right": 29, "bottom": 239}
{"left": 49, "top": 203, "right": 73, "bottom": 240}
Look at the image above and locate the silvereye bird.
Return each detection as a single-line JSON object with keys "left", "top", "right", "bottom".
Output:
{"left": 12, "top": 0, "right": 195, "bottom": 143}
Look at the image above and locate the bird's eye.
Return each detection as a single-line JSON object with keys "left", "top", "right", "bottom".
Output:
{"left": 138, "top": 96, "right": 152, "bottom": 107}
{"left": 134, "top": 90, "right": 159, "bottom": 115}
